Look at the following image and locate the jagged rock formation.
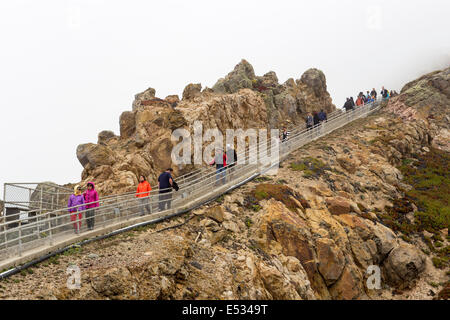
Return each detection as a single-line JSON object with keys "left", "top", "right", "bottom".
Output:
{"left": 4, "top": 66, "right": 448, "bottom": 300}
{"left": 76, "top": 59, "right": 336, "bottom": 195}
{"left": 212, "top": 60, "right": 335, "bottom": 127}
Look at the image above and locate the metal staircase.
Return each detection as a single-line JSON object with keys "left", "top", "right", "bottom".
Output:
{"left": 0, "top": 99, "right": 385, "bottom": 270}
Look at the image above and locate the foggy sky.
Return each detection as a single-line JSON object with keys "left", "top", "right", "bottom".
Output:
{"left": 0, "top": 0, "right": 449, "bottom": 198}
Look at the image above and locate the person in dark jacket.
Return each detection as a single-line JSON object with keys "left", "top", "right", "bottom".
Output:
{"left": 158, "top": 168, "right": 173, "bottom": 211}
{"left": 380, "top": 86, "right": 389, "bottom": 99}
{"left": 313, "top": 111, "right": 320, "bottom": 126}
{"left": 370, "top": 88, "right": 377, "bottom": 100}
{"left": 350, "top": 97, "right": 355, "bottom": 108}
{"left": 318, "top": 110, "right": 327, "bottom": 122}
{"left": 226, "top": 144, "right": 237, "bottom": 181}
{"left": 306, "top": 113, "right": 313, "bottom": 130}
{"left": 343, "top": 98, "right": 351, "bottom": 111}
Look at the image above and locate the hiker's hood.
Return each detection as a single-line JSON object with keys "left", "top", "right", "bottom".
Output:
{"left": 87, "top": 181, "right": 95, "bottom": 189}
{"left": 74, "top": 185, "right": 82, "bottom": 195}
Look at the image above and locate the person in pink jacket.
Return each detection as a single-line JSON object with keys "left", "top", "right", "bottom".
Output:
{"left": 83, "top": 182, "right": 99, "bottom": 230}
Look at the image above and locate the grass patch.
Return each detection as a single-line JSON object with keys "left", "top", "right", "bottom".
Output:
{"left": 248, "top": 184, "right": 310, "bottom": 213}
{"left": 245, "top": 217, "right": 253, "bottom": 228}
{"left": 254, "top": 176, "right": 273, "bottom": 183}
{"left": 399, "top": 147, "right": 449, "bottom": 234}
{"left": 290, "top": 157, "right": 330, "bottom": 178}
{"left": 63, "top": 246, "right": 82, "bottom": 256}
{"left": 251, "top": 205, "right": 262, "bottom": 212}
{"left": 215, "top": 195, "right": 224, "bottom": 204}
{"left": 432, "top": 256, "right": 447, "bottom": 269}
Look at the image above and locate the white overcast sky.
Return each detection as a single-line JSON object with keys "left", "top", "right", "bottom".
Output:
{"left": 0, "top": 0, "right": 449, "bottom": 198}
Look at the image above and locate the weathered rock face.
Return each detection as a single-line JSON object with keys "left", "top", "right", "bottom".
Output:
{"left": 75, "top": 59, "right": 335, "bottom": 195}
{"left": 212, "top": 60, "right": 336, "bottom": 128}
{"left": 182, "top": 83, "right": 202, "bottom": 100}
{"left": 212, "top": 59, "right": 256, "bottom": 94}
{"left": 385, "top": 66, "right": 450, "bottom": 153}
{"left": 382, "top": 244, "right": 426, "bottom": 289}
{"left": 132, "top": 87, "right": 156, "bottom": 111}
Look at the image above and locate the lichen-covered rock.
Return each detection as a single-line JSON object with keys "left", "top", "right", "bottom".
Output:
{"left": 315, "top": 238, "right": 346, "bottom": 286}
{"left": 119, "top": 111, "right": 136, "bottom": 139}
{"left": 382, "top": 244, "right": 426, "bottom": 289}
{"left": 97, "top": 130, "right": 117, "bottom": 144}
{"left": 76, "top": 143, "right": 116, "bottom": 169}
{"left": 212, "top": 59, "right": 255, "bottom": 94}
{"left": 182, "top": 83, "right": 202, "bottom": 100}
{"left": 132, "top": 87, "right": 156, "bottom": 110}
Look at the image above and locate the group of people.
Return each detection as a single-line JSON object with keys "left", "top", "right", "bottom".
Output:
{"left": 343, "top": 86, "right": 397, "bottom": 111}
{"left": 67, "top": 182, "right": 99, "bottom": 234}
{"left": 136, "top": 168, "right": 178, "bottom": 216}
{"left": 305, "top": 109, "right": 328, "bottom": 130}
{"left": 66, "top": 168, "right": 181, "bottom": 234}
{"left": 279, "top": 109, "right": 328, "bottom": 146}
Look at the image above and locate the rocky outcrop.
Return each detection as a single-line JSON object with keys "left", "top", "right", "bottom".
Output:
{"left": 212, "top": 59, "right": 255, "bottom": 94}
{"left": 132, "top": 87, "right": 156, "bottom": 111}
{"left": 75, "top": 59, "right": 335, "bottom": 195}
{"left": 182, "top": 83, "right": 202, "bottom": 100}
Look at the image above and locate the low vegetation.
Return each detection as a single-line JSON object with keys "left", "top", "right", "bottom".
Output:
{"left": 290, "top": 157, "right": 329, "bottom": 178}
{"left": 379, "top": 147, "right": 449, "bottom": 269}
{"left": 246, "top": 184, "right": 310, "bottom": 213}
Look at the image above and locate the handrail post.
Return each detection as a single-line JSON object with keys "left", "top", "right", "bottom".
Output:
{"left": 38, "top": 185, "right": 43, "bottom": 239}
{"left": 18, "top": 220, "right": 22, "bottom": 257}
{"left": 49, "top": 211, "right": 53, "bottom": 245}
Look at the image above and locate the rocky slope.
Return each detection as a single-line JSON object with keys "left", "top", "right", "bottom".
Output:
{"left": 76, "top": 60, "right": 335, "bottom": 195}
{"left": 1, "top": 67, "right": 448, "bottom": 300}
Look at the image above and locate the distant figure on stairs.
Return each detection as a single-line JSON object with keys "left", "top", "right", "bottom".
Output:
{"left": 280, "top": 127, "right": 290, "bottom": 143}
{"left": 370, "top": 88, "right": 377, "bottom": 100}
{"left": 380, "top": 86, "right": 389, "bottom": 99}
{"left": 226, "top": 144, "right": 237, "bottom": 181}
{"left": 306, "top": 113, "right": 314, "bottom": 131}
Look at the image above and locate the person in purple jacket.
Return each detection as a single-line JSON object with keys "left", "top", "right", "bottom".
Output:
{"left": 68, "top": 185, "right": 86, "bottom": 234}
{"left": 83, "top": 182, "right": 99, "bottom": 231}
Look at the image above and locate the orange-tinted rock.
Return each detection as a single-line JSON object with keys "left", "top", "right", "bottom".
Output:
{"left": 325, "top": 197, "right": 351, "bottom": 215}
{"left": 316, "top": 238, "right": 346, "bottom": 286}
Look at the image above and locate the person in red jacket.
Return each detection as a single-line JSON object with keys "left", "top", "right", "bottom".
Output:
{"left": 136, "top": 175, "right": 152, "bottom": 216}
{"left": 83, "top": 182, "right": 99, "bottom": 230}
{"left": 210, "top": 148, "right": 227, "bottom": 186}
{"left": 356, "top": 96, "right": 364, "bottom": 107}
